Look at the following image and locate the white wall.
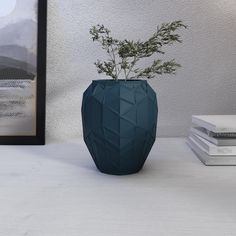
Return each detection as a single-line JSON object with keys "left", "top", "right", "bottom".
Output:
{"left": 47, "top": 0, "right": 236, "bottom": 141}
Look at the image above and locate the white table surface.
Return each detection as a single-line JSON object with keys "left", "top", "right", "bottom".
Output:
{"left": 0, "top": 138, "right": 236, "bottom": 236}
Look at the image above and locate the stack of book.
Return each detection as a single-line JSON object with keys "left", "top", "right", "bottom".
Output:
{"left": 187, "top": 115, "right": 236, "bottom": 165}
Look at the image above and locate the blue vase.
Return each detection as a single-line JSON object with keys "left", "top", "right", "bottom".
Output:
{"left": 82, "top": 80, "right": 158, "bottom": 175}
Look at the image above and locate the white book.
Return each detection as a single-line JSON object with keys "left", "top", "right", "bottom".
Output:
{"left": 187, "top": 137, "right": 236, "bottom": 166}
{"left": 192, "top": 115, "right": 236, "bottom": 133}
{"left": 190, "top": 127, "right": 236, "bottom": 146}
{"left": 190, "top": 133, "right": 236, "bottom": 155}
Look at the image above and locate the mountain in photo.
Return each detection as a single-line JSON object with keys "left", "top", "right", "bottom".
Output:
{"left": 0, "top": 67, "right": 34, "bottom": 80}
{"left": 0, "top": 19, "right": 37, "bottom": 53}
{"left": 0, "top": 18, "right": 37, "bottom": 80}
{"left": 0, "top": 56, "right": 35, "bottom": 80}
{"left": 0, "top": 45, "right": 36, "bottom": 67}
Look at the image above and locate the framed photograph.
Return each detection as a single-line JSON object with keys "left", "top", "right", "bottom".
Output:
{"left": 0, "top": 0, "right": 47, "bottom": 145}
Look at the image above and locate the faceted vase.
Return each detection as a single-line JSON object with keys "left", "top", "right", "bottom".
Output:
{"left": 81, "top": 80, "right": 158, "bottom": 175}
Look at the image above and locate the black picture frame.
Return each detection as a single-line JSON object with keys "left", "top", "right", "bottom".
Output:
{"left": 0, "top": 0, "right": 47, "bottom": 145}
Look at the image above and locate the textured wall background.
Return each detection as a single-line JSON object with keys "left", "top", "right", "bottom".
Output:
{"left": 46, "top": 0, "right": 236, "bottom": 141}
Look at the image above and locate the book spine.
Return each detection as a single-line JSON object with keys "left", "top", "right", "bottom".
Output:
{"left": 214, "top": 127, "right": 236, "bottom": 133}
{"left": 209, "top": 146, "right": 236, "bottom": 155}
{"left": 190, "top": 134, "right": 236, "bottom": 155}
{"left": 211, "top": 132, "right": 236, "bottom": 138}
{"left": 205, "top": 159, "right": 236, "bottom": 166}
{"left": 187, "top": 139, "right": 236, "bottom": 166}
{"left": 192, "top": 116, "right": 236, "bottom": 133}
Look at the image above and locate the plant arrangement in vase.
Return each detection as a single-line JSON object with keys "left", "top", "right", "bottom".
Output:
{"left": 82, "top": 21, "right": 187, "bottom": 175}
{"left": 90, "top": 20, "right": 187, "bottom": 80}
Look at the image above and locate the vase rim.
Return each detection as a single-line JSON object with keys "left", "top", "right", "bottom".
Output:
{"left": 92, "top": 79, "right": 147, "bottom": 82}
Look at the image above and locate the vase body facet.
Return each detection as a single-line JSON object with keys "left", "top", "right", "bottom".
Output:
{"left": 82, "top": 80, "right": 158, "bottom": 175}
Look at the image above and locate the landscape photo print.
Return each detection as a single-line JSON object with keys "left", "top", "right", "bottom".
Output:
{"left": 0, "top": 0, "right": 46, "bottom": 144}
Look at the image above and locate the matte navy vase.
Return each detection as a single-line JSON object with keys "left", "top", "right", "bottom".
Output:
{"left": 82, "top": 80, "right": 158, "bottom": 175}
